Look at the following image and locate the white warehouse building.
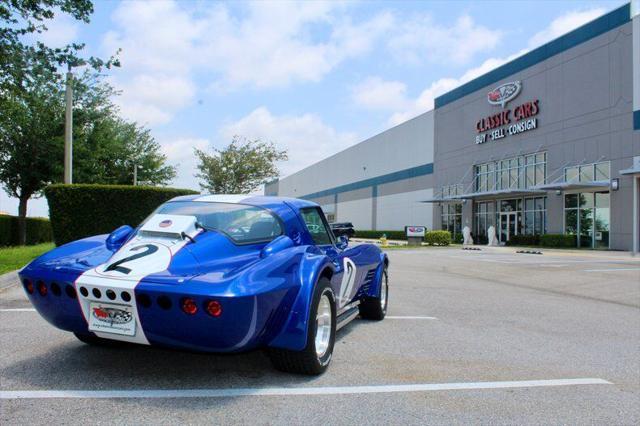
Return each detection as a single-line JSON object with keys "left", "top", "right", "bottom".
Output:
{"left": 266, "top": 2, "right": 640, "bottom": 252}
{"left": 266, "top": 111, "right": 435, "bottom": 231}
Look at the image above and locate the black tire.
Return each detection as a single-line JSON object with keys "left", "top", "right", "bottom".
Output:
{"left": 268, "top": 278, "right": 336, "bottom": 375}
{"left": 359, "top": 267, "right": 388, "bottom": 321}
{"left": 73, "top": 332, "right": 125, "bottom": 347}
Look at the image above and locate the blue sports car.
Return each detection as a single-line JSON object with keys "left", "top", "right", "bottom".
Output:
{"left": 19, "top": 195, "right": 389, "bottom": 374}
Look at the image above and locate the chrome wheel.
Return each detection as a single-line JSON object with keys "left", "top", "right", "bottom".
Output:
{"left": 380, "top": 276, "right": 387, "bottom": 311}
{"left": 315, "top": 294, "right": 332, "bottom": 358}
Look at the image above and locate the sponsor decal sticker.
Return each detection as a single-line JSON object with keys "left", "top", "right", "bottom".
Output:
{"left": 92, "top": 306, "right": 133, "bottom": 325}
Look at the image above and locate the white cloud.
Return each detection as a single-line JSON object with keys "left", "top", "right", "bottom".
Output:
{"left": 386, "top": 7, "right": 607, "bottom": 125}
{"left": 37, "top": 12, "right": 80, "bottom": 46}
{"left": 388, "top": 14, "right": 502, "bottom": 65}
{"left": 102, "top": 1, "right": 393, "bottom": 125}
{"left": 220, "top": 107, "right": 358, "bottom": 178}
{"left": 528, "top": 8, "right": 606, "bottom": 48}
{"left": 351, "top": 77, "right": 409, "bottom": 111}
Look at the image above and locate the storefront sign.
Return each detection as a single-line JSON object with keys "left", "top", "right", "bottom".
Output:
{"left": 475, "top": 99, "right": 540, "bottom": 145}
{"left": 405, "top": 226, "right": 426, "bottom": 237}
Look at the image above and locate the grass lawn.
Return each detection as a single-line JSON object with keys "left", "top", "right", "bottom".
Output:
{"left": 0, "top": 243, "right": 55, "bottom": 274}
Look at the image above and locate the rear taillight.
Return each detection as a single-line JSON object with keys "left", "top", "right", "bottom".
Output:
{"left": 206, "top": 300, "right": 222, "bottom": 317}
{"left": 24, "top": 279, "right": 34, "bottom": 294}
{"left": 37, "top": 281, "right": 47, "bottom": 296}
{"left": 181, "top": 298, "right": 198, "bottom": 315}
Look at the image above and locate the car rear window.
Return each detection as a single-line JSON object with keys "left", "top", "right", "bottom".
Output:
{"left": 145, "top": 201, "right": 283, "bottom": 244}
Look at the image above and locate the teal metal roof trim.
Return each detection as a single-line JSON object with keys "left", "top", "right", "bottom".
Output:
{"left": 434, "top": 3, "right": 631, "bottom": 109}
{"left": 300, "top": 162, "right": 433, "bottom": 200}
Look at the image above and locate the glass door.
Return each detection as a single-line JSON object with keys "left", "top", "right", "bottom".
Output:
{"left": 499, "top": 212, "right": 518, "bottom": 243}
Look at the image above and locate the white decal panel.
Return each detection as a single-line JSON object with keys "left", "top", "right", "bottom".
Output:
{"left": 338, "top": 258, "right": 357, "bottom": 308}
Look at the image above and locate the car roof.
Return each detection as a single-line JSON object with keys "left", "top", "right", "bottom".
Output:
{"left": 168, "top": 194, "right": 319, "bottom": 210}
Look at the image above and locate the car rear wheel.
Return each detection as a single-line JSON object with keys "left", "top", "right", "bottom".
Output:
{"left": 268, "top": 278, "right": 336, "bottom": 375}
{"left": 359, "top": 267, "right": 388, "bottom": 320}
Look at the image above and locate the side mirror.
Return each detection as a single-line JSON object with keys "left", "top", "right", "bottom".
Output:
{"left": 336, "top": 235, "right": 349, "bottom": 250}
{"left": 260, "top": 235, "right": 294, "bottom": 258}
{"left": 106, "top": 225, "right": 134, "bottom": 252}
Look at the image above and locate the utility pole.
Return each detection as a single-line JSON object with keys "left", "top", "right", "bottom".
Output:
{"left": 133, "top": 165, "right": 143, "bottom": 186}
{"left": 64, "top": 65, "right": 73, "bottom": 184}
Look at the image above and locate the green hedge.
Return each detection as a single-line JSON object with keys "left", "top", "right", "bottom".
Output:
{"left": 45, "top": 184, "right": 198, "bottom": 246}
{"left": 540, "top": 234, "right": 576, "bottom": 248}
{"left": 424, "top": 230, "right": 451, "bottom": 246}
{"left": 0, "top": 215, "right": 53, "bottom": 246}
{"left": 354, "top": 230, "right": 408, "bottom": 241}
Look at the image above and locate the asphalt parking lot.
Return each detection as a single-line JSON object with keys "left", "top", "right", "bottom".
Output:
{"left": 1, "top": 247, "right": 639, "bottom": 425}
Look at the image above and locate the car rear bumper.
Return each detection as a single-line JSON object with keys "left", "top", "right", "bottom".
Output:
{"left": 18, "top": 271, "right": 298, "bottom": 353}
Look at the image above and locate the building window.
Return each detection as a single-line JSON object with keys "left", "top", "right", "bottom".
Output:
{"left": 524, "top": 197, "right": 546, "bottom": 235}
{"left": 442, "top": 184, "right": 463, "bottom": 197}
{"left": 441, "top": 203, "right": 462, "bottom": 240}
{"left": 564, "top": 161, "right": 610, "bottom": 183}
{"left": 475, "top": 152, "right": 546, "bottom": 192}
{"left": 474, "top": 201, "right": 496, "bottom": 244}
{"left": 564, "top": 192, "right": 610, "bottom": 248}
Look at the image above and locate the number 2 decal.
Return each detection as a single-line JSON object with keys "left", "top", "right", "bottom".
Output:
{"left": 339, "top": 258, "right": 357, "bottom": 307}
{"left": 104, "top": 244, "right": 159, "bottom": 274}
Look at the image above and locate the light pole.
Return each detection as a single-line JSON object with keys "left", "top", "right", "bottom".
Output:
{"left": 64, "top": 64, "right": 73, "bottom": 184}
{"left": 133, "top": 165, "right": 143, "bottom": 186}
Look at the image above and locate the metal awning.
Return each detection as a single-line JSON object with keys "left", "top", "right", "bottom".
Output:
{"left": 449, "top": 188, "right": 547, "bottom": 201}
{"left": 420, "top": 196, "right": 463, "bottom": 204}
{"left": 532, "top": 180, "right": 610, "bottom": 191}
{"left": 620, "top": 167, "right": 640, "bottom": 175}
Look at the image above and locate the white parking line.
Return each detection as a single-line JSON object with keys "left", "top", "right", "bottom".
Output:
{"left": 386, "top": 316, "right": 437, "bottom": 320}
{"left": 583, "top": 268, "right": 640, "bottom": 272}
{"left": 0, "top": 308, "right": 35, "bottom": 312}
{"left": 0, "top": 378, "right": 611, "bottom": 399}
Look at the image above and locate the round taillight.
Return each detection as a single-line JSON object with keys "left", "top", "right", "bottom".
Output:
{"left": 181, "top": 298, "right": 198, "bottom": 315}
{"left": 37, "top": 281, "right": 47, "bottom": 296}
{"left": 24, "top": 279, "right": 34, "bottom": 294}
{"left": 206, "top": 300, "right": 222, "bottom": 317}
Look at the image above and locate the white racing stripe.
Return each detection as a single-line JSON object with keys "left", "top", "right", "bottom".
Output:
{"left": 0, "top": 378, "right": 611, "bottom": 399}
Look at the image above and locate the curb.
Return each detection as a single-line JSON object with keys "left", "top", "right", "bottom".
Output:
{"left": 0, "top": 271, "right": 19, "bottom": 292}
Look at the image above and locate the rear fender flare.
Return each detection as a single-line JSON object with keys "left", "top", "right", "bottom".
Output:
{"left": 267, "top": 250, "right": 335, "bottom": 351}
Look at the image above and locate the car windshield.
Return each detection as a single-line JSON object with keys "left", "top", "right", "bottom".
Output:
{"left": 144, "top": 201, "right": 283, "bottom": 244}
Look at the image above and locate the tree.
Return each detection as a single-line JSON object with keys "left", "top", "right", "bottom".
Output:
{"left": 0, "top": 66, "right": 65, "bottom": 244}
{"left": 0, "top": 0, "right": 119, "bottom": 93}
{"left": 69, "top": 72, "right": 176, "bottom": 186}
{"left": 195, "top": 136, "right": 288, "bottom": 194}
{"left": 0, "top": 0, "right": 118, "bottom": 245}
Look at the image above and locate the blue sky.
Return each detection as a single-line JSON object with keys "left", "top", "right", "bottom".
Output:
{"left": 0, "top": 0, "right": 627, "bottom": 217}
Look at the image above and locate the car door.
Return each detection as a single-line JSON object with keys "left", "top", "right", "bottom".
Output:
{"left": 299, "top": 207, "right": 369, "bottom": 312}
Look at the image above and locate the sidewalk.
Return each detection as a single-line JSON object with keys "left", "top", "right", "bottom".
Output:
{"left": 0, "top": 271, "right": 19, "bottom": 292}
{"left": 351, "top": 237, "right": 640, "bottom": 259}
